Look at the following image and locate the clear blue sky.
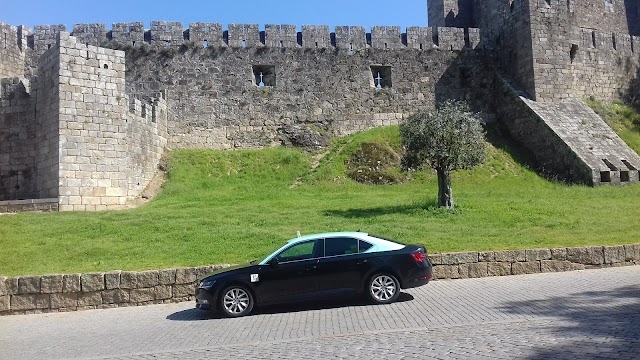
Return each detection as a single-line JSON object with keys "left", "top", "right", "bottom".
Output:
{"left": 2, "top": 0, "right": 429, "bottom": 31}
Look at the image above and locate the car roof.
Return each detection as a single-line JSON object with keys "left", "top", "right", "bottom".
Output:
{"left": 287, "top": 232, "right": 370, "bottom": 243}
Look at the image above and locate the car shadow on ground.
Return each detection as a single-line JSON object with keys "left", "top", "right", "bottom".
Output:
{"left": 166, "top": 292, "right": 414, "bottom": 321}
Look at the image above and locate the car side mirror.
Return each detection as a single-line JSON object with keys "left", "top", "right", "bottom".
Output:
{"left": 268, "top": 258, "right": 279, "bottom": 267}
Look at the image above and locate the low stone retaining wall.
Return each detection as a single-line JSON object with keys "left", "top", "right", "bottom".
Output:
{"left": 1, "top": 244, "right": 639, "bottom": 316}
{"left": 430, "top": 244, "right": 640, "bottom": 279}
{"left": 0, "top": 198, "right": 59, "bottom": 213}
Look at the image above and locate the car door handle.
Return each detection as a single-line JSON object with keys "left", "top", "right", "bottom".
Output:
{"left": 356, "top": 260, "right": 368, "bottom": 265}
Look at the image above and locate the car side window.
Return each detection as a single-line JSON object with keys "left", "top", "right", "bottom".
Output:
{"left": 324, "top": 237, "right": 358, "bottom": 257}
{"left": 359, "top": 240, "right": 373, "bottom": 253}
{"left": 276, "top": 240, "right": 317, "bottom": 263}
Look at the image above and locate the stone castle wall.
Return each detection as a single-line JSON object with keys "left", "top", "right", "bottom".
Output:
{"left": 0, "top": 23, "right": 28, "bottom": 79}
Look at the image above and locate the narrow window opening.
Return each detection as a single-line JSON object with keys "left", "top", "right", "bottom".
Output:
{"left": 252, "top": 65, "right": 276, "bottom": 87}
{"left": 280, "top": 40, "right": 284, "bottom": 48}
{"left": 242, "top": 39, "right": 247, "bottom": 48}
{"left": 567, "top": 0, "right": 573, "bottom": 12}
{"left": 132, "top": 41, "right": 136, "bottom": 47}
{"left": 620, "top": 170, "right": 630, "bottom": 182}
{"left": 141, "top": 104, "right": 147, "bottom": 118}
{"left": 370, "top": 65, "right": 392, "bottom": 88}
{"left": 349, "top": 43, "right": 353, "bottom": 51}
{"left": 600, "top": 171, "right": 612, "bottom": 183}
{"left": 86, "top": 43, "right": 89, "bottom": 60}
{"left": 203, "top": 40, "right": 208, "bottom": 48}
{"left": 315, "top": 41, "right": 319, "bottom": 48}
{"left": 152, "top": 106, "right": 157, "bottom": 123}
{"left": 47, "top": 43, "right": 51, "bottom": 49}
{"left": 419, "top": 43, "right": 423, "bottom": 50}
{"left": 570, "top": 44, "right": 578, "bottom": 63}
{"left": 3, "top": 33, "right": 6, "bottom": 49}
{"left": 592, "top": 31, "right": 597, "bottom": 48}
{"left": 510, "top": 1, "right": 515, "bottom": 12}
{"left": 165, "top": 40, "right": 171, "bottom": 46}
{"left": 103, "top": 64, "right": 108, "bottom": 69}
{"left": 612, "top": 33, "right": 617, "bottom": 50}
{"left": 384, "top": 42, "right": 388, "bottom": 48}
{"left": 545, "top": 0, "right": 551, "bottom": 6}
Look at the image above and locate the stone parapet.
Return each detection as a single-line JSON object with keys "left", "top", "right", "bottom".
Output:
{"left": 1, "top": 244, "right": 639, "bottom": 316}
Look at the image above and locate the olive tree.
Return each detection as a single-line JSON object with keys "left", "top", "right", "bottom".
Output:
{"left": 400, "top": 101, "right": 486, "bottom": 209}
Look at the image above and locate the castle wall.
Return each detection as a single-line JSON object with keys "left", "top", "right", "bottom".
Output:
{"left": 573, "top": 0, "right": 639, "bottom": 35}
{"left": 0, "top": 23, "right": 28, "bottom": 79}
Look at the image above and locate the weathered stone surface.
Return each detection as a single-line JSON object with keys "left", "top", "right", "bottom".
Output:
{"left": 525, "top": 249, "right": 552, "bottom": 261}
{"left": 41, "top": 275, "right": 64, "bottom": 293}
{"left": 432, "top": 265, "right": 460, "bottom": 280}
{"left": 11, "top": 294, "right": 49, "bottom": 310}
{"left": 63, "top": 274, "right": 81, "bottom": 293}
{"left": 0, "top": 295, "right": 9, "bottom": 311}
{"left": 487, "top": 262, "right": 511, "bottom": 277}
{"left": 18, "top": 276, "right": 40, "bottom": 294}
{"left": 155, "top": 285, "right": 172, "bottom": 300}
{"left": 131, "top": 288, "right": 156, "bottom": 303}
{"left": 175, "top": 268, "right": 198, "bottom": 284}
{"left": 50, "top": 293, "right": 78, "bottom": 309}
{"left": 105, "top": 271, "right": 121, "bottom": 290}
{"left": 119, "top": 272, "right": 138, "bottom": 289}
{"left": 443, "top": 252, "right": 478, "bottom": 265}
{"left": 541, "top": 260, "right": 574, "bottom": 273}
{"left": 0, "top": 277, "right": 7, "bottom": 296}
{"left": 494, "top": 250, "right": 526, "bottom": 263}
{"left": 158, "top": 269, "right": 176, "bottom": 285}
{"left": 460, "top": 263, "right": 488, "bottom": 278}
{"left": 136, "top": 271, "right": 159, "bottom": 288}
{"left": 603, "top": 245, "right": 626, "bottom": 264}
{"left": 173, "top": 284, "right": 195, "bottom": 298}
{"left": 4, "top": 277, "right": 18, "bottom": 295}
{"left": 551, "top": 248, "right": 568, "bottom": 261}
{"left": 566, "top": 247, "right": 604, "bottom": 265}
{"left": 78, "top": 292, "right": 102, "bottom": 307}
{"left": 81, "top": 273, "right": 105, "bottom": 292}
{"left": 478, "top": 252, "right": 495, "bottom": 262}
{"left": 102, "top": 289, "right": 130, "bottom": 304}
{"left": 278, "top": 124, "right": 329, "bottom": 151}
{"left": 428, "top": 254, "right": 444, "bottom": 265}
{"left": 624, "top": 244, "right": 640, "bottom": 262}
{"left": 511, "top": 262, "right": 541, "bottom": 275}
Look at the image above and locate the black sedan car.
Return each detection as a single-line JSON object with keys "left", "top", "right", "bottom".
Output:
{"left": 195, "top": 232, "right": 433, "bottom": 317}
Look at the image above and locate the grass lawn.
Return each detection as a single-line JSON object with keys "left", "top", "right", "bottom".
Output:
{"left": 1, "top": 122, "right": 640, "bottom": 277}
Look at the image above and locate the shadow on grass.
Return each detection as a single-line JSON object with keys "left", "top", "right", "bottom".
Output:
{"left": 323, "top": 201, "right": 441, "bottom": 219}
{"left": 485, "top": 123, "right": 538, "bottom": 171}
{"left": 167, "top": 292, "right": 414, "bottom": 321}
{"left": 499, "top": 285, "right": 640, "bottom": 359}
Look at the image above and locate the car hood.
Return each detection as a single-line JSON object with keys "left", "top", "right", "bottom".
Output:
{"left": 201, "top": 262, "right": 258, "bottom": 280}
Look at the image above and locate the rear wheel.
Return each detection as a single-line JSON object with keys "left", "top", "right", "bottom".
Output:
{"left": 219, "top": 286, "right": 254, "bottom": 317}
{"left": 367, "top": 273, "right": 400, "bottom": 304}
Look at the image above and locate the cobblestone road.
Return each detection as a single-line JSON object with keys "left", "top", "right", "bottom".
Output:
{"left": 1, "top": 266, "right": 639, "bottom": 360}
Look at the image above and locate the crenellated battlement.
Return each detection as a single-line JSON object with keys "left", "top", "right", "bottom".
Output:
{"left": 22, "top": 22, "right": 481, "bottom": 53}
{"left": 578, "top": 28, "right": 638, "bottom": 55}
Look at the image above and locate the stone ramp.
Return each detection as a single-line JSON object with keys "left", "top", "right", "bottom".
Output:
{"left": 523, "top": 98, "right": 640, "bottom": 185}
{"left": 496, "top": 75, "right": 640, "bottom": 185}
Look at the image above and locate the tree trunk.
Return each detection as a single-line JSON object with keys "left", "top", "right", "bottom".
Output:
{"left": 436, "top": 167, "right": 454, "bottom": 209}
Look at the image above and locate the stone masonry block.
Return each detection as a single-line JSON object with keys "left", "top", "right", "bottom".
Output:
{"left": 158, "top": 269, "right": 176, "bottom": 285}
{"left": 432, "top": 265, "right": 460, "bottom": 280}
{"left": 5, "top": 278, "right": 18, "bottom": 295}
{"left": 81, "top": 273, "right": 105, "bottom": 292}
{"left": 443, "top": 252, "right": 478, "bottom": 265}
{"left": 102, "top": 289, "right": 130, "bottom": 304}
{"left": 428, "top": 254, "right": 444, "bottom": 265}
{"left": 131, "top": 288, "right": 156, "bottom": 303}
{"left": 551, "top": 248, "right": 568, "bottom": 261}
{"left": 40, "top": 275, "right": 64, "bottom": 293}
{"left": 119, "top": 271, "right": 138, "bottom": 289}
{"left": 175, "top": 268, "right": 198, "bottom": 284}
{"left": 155, "top": 285, "right": 172, "bottom": 300}
{"left": 541, "top": 260, "right": 574, "bottom": 273}
{"left": 63, "top": 274, "right": 81, "bottom": 293}
{"left": 50, "top": 293, "right": 78, "bottom": 309}
{"left": 0, "top": 277, "right": 7, "bottom": 296}
{"left": 487, "top": 262, "right": 511, "bottom": 277}
{"left": 566, "top": 246, "right": 604, "bottom": 265}
{"left": 0, "top": 296, "right": 9, "bottom": 312}
{"left": 624, "top": 244, "right": 640, "bottom": 262}
{"left": 494, "top": 250, "right": 526, "bottom": 263}
{"left": 105, "top": 271, "right": 121, "bottom": 290}
{"left": 136, "top": 271, "right": 159, "bottom": 288}
{"left": 603, "top": 245, "right": 626, "bottom": 264}
{"left": 478, "top": 252, "right": 495, "bottom": 262}
{"left": 511, "top": 262, "right": 541, "bottom": 275}
{"left": 11, "top": 294, "right": 49, "bottom": 311}
{"left": 460, "top": 263, "right": 488, "bottom": 278}
{"left": 78, "top": 292, "right": 102, "bottom": 307}
{"left": 18, "top": 276, "right": 41, "bottom": 294}
{"left": 173, "top": 284, "right": 195, "bottom": 298}
{"left": 525, "top": 249, "right": 552, "bottom": 261}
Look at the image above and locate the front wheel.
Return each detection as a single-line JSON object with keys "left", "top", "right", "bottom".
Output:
{"left": 367, "top": 273, "right": 400, "bottom": 304}
{"left": 219, "top": 286, "right": 254, "bottom": 317}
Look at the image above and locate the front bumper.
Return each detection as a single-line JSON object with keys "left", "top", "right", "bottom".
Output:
{"left": 195, "top": 287, "right": 217, "bottom": 311}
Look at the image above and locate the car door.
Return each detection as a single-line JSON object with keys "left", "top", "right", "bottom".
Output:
{"left": 316, "top": 237, "right": 371, "bottom": 294}
{"left": 255, "top": 239, "right": 322, "bottom": 304}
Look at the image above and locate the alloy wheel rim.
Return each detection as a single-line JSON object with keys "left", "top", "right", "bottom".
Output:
{"left": 223, "top": 288, "right": 250, "bottom": 314}
{"left": 371, "top": 275, "right": 397, "bottom": 301}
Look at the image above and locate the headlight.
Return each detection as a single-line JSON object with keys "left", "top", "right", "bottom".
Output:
{"left": 199, "top": 279, "right": 216, "bottom": 289}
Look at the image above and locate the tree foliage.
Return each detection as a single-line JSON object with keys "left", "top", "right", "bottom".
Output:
{"left": 400, "top": 100, "right": 487, "bottom": 208}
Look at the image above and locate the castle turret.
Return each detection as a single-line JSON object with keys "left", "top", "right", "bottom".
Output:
{"left": 427, "top": 0, "right": 474, "bottom": 28}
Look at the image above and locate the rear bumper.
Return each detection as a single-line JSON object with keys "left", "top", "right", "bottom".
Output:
{"left": 402, "top": 259, "right": 433, "bottom": 289}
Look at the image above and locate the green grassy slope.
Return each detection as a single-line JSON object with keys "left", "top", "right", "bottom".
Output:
{"left": 1, "top": 125, "right": 639, "bottom": 277}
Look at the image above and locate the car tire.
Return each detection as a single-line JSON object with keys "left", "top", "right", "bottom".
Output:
{"left": 367, "top": 273, "right": 400, "bottom": 304}
{"left": 219, "top": 285, "right": 254, "bottom": 318}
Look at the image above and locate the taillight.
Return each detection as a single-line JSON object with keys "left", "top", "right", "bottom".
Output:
{"left": 411, "top": 251, "right": 426, "bottom": 263}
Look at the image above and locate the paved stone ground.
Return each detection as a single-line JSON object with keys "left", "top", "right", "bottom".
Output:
{"left": 1, "top": 266, "right": 639, "bottom": 360}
